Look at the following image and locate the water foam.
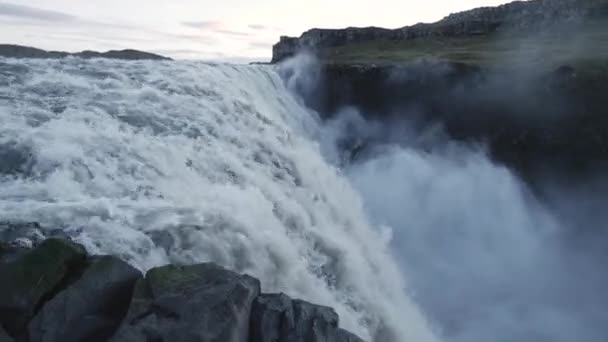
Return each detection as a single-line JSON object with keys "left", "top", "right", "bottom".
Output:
{"left": 0, "top": 57, "right": 438, "bottom": 342}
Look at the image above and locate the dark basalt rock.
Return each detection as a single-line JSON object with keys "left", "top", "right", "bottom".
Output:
{"left": 28, "top": 256, "right": 141, "bottom": 342}
{"left": 0, "top": 239, "right": 87, "bottom": 337}
{"left": 309, "top": 61, "right": 608, "bottom": 184}
{"left": 0, "top": 45, "right": 171, "bottom": 61}
{"left": 0, "top": 236, "right": 365, "bottom": 342}
{"left": 111, "top": 263, "right": 261, "bottom": 342}
{"left": 0, "top": 222, "right": 72, "bottom": 264}
{"left": 0, "top": 326, "right": 13, "bottom": 342}
{"left": 335, "top": 329, "right": 365, "bottom": 342}
{"left": 0, "top": 241, "right": 28, "bottom": 265}
{"left": 250, "top": 293, "right": 364, "bottom": 342}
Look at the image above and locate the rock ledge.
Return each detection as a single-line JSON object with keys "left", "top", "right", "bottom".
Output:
{"left": 0, "top": 232, "right": 364, "bottom": 342}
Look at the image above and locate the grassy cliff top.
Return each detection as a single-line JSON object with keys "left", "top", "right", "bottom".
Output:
{"left": 319, "top": 19, "right": 608, "bottom": 71}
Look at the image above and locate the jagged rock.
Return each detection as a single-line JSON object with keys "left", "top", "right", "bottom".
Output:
{"left": 0, "top": 239, "right": 87, "bottom": 337}
{"left": 0, "top": 44, "right": 171, "bottom": 61}
{"left": 0, "top": 241, "right": 28, "bottom": 265}
{"left": 0, "top": 326, "right": 13, "bottom": 342}
{"left": 0, "top": 222, "right": 72, "bottom": 264}
{"left": 335, "top": 329, "right": 365, "bottom": 342}
{"left": 28, "top": 255, "right": 141, "bottom": 342}
{"left": 250, "top": 293, "right": 365, "bottom": 342}
{"left": 0, "top": 222, "right": 45, "bottom": 248}
{"left": 0, "top": 222, "right": 70, "bottom": 250}
{"left": 0, "top": 237, "right": 364, "bottom": 342}
{"left": 111, "top": 263, "right": 260, "bottom": 342}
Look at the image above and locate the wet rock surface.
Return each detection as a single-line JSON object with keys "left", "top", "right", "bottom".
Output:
{"left": 28, "top": 256, "right": 140, "bottom": 342}
{"left": 111, "top": 263, "right": 260, "bottom": 342}
{"left": 0, "top": 326, "right": 13, "bottom": 342}
{"left": 0, "top": 233, "right": 365, "bottom": 342}
{"left": 0, "top": 239, "right": 87, "bottom": 338}
{"left": 250, "top": 293, "right": 365, "bottom": 342}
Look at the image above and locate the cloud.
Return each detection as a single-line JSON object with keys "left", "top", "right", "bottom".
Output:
{"left": 249, "top": 41, "right": 272, "bottom": 50}
{"left": 248, "top": 24, "right": 267, "bottom": 30}
{"left": 248, "top": 24, "right": 284, "bottom": 32}
{"left": 216, "top": 29, "right": 250, "bottom": 37}
{"left": 171, "top": 33, "right": 218, "bottom": 45}
{"left": 0, "top": 2, "right": 76, "bottom": 22}
{"left": 181, "top": 20, "right": 251, "bottom": 38}
{"left": 181, "top": 20, "right": 223, "bottom": 30}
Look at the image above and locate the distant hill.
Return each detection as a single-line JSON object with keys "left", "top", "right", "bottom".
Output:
{"left": 272, "top": 0, "right": 608, "bottom": 66}
{"left": 0, "top": 45, "right": 171, "bottom": 61}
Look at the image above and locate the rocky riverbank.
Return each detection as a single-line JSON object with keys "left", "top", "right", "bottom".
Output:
{"left": 0, "top": 223, "right": 364, "bottom": 342}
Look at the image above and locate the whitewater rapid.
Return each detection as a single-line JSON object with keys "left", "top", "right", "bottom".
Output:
{"left": 0, "top": 57, "right": 438, "bottom": 342}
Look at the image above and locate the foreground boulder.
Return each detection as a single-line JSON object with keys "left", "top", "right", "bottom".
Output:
{"left": 0, "top": 239, "right": 86, "bottom": 337}
{"left": 250, "top": 293, "right": 364, "bottom": 342}
{"left": 111, "top": 263, "right": 261, "bottom": 342}
{"left": 0, "top": 326, "right": 13, "bottom": 342}
{"left": 0, "top": 234, "right": 365, "bottom": 342}
{"left": 28, "top": 256, "right": 141, "bottom": 342}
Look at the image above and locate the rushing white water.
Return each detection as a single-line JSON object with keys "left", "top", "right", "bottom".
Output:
{"left": 0, "top": 57, "right": 438, "bottom": 342}
{"left": 318, "top": 102, "right": 608, "bottom": 342}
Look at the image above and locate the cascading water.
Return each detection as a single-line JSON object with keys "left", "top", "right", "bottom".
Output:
{"left": 0, "top": 57, "right": 438, "bottom": 342}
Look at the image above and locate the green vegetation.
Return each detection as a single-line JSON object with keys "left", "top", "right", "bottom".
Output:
{"left": 321, "top": 20, "right": 608, "bottom": 70}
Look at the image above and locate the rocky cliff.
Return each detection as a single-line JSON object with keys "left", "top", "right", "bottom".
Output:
{"left": 273, "top": 0, "right": 608, "bottom": 183}
{"left": 0, "top": 45, "right": 171, "bottom": 61}
{"left": 311, "top": 61, "right": 608, "bottom": 182}
{"left": 0, "top": 223, "right": 364, "bottom": 342}
{"left": 272, "top": 0, "right": 608, "bottom": 63}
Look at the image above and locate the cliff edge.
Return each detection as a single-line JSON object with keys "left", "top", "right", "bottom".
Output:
{"left": 272, "top": 0, "right": 608, "bottom": 183}
{"left": 272, "top": 0, "right": 608, "bottom": 65}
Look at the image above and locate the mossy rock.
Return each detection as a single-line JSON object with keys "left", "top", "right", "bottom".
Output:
{"left": 146, "top": 264, "right": 218, "bottom": 295}
{"left": 111, "top": 263, "right": 261, "bottom": 342}
{"left": 28, "top": 255, "right": 141, "bottom": 342}
{"left": 0, "top": 238, "right": 87, "bottom": 336}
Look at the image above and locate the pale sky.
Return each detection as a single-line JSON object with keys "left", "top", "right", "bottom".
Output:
{"left": 0, "top": 0, "right": 512, "bottom": 61}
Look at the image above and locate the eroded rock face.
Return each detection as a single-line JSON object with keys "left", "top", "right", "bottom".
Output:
{"left": 111, "top": 263, "right": 261, "bottom": 342}
{"left": 250, "top": 293, "right": 364, "bottom": 342}
{"left": 28, "top": 256, "right": 141, "bottom": 342}
{"left": 299, "top": 60, "right": 608, "bottom": 184}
